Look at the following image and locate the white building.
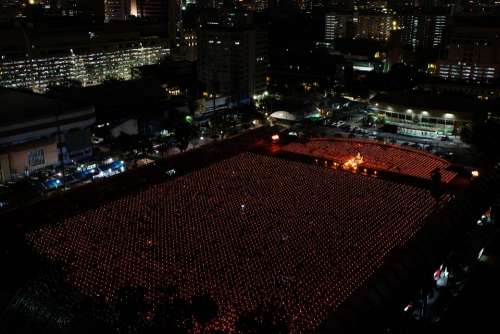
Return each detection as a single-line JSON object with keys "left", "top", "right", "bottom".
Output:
{"left": 0, "top": 42, "right": 169, "bottom": 93}
{"left": 370, "top": 92, "right": 475, "bottom": 138}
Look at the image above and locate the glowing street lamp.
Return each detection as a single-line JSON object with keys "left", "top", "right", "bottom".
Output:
{"left": 443, "top": 113, "right": 454, "bottom": 135}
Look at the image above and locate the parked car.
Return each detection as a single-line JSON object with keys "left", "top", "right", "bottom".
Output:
{"left": 91, "top": 136, "right": 105, "bottom": 144}
{"left": 340, "top": 124, "right": 351, "bottom": 131}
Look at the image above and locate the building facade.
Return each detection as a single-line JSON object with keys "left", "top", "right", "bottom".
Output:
{"left": 325, "top": 12, "right": 393, "bottom": 42}
{"left": 325, "top": 12, "right": 353, "bottom": 40}
{"left": 0, "top": 89, "right": 95, "bottom": 182}
{"left": 1, "top": 0, "right": 22, "bottom": 8}
{"left": 355, "top": 13, "right": 393, "bottom": 41}
{"left": 326, "top": 10, "right": 449, "bottom": 49}
{"left": 134, "top": 0, "right": 167, "bottom": 17}
{"left": 370, "top": 93, "right": 474, "bottom": 138}
{"left": 395, "top": 12, "right": 448, "bottom": 49}
{"left": 198, "top": 24, "right": 268, "bottom": 100}
{"left": 436, "top": 24, "right": 500, "bottom": 83}
{"left": 375, "top": 103, "right": 459, "bottom": 138}
{"left": 0, "top": 40, "right": 169, "bottom": 93}
{"left": 104, "top": 0, "right": 131, "bottom": 22}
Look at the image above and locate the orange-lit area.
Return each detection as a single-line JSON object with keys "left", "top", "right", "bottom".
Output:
{"left": 130, "top": 0, "right": 137, "bottom": 16}
{"left": 28, "top": 153, "right": 446, "bottom": 333}
{"left": 166, "top": 86, "right": 181, "bottom": 96}
{"left": 343, "top": 152, "right": 364, "bottom": 171}
{"left": 302, "top": 82, "right": 313, "bottom": 92}
{"left": 471, "top": 170, "right": 480, "bottom": 178}
{"left": 281, "top": 138, "right": 457, "bottom": 183}
{"left": 427, "top": 63, "right": 437, "bottom": 74}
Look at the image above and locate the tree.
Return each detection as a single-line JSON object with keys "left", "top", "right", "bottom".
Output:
{"left": 71, "top": 294, "right": 115, "bottom": 334}
{"left": 210, "top": 112, "right": 231, "bottom": 139}
{"left": 461, "top": 118, "right": 500, "bottom": 162}
{"left": 116, "top": 286, "right": 149, "bottom": 333}
{"left": 113, "top": 133, "right": 139, "bottom": 153}
{"left": 174, "top": 119, "right": 198, "bottom": 152}
{"left": 430, "top": 168, "right": 442, "bottom": 202}
{"left": 149, "top": 297, "right": 193, "bottom": 334}
{"left": 235, "top": 302, "right": 289, "bottom": 334}
{"left": 191, "top": 293, "right": 218, "bottom": 333}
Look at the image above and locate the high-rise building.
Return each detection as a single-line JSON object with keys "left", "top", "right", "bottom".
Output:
{"left": 135, "top": 0, "right": 168, "bottom": 18}
{"left": 393, "top": 10, "right": 449, "bottom": 49}
{"left": 33, "top": 0, "right": 106, "bottom": 22}
{"left": 1, "top": 0, "right": 22, "bottom": 7}
{"left": 325, "top": 12, "right": 353, "bottom": 40}
{"left": 0, "top": 1, "right": 22, "bottom": 18}
{"left": 325, "top": 11, "right": 393, "bottom": 42}
{"left": 104, "top": 0, "right": 131, "bottom": 22}
{"left": 181, "top": 29, "right": 198, "bottom": 61}
{"left": 0, "top": 44, "right": 169, "bottom": 93}
{"left": 198, "top": 22, "right": 268, "bottom": 100}
{"left": 388, "top": 0, "right": 444, "bottom": 8}
{"left": 0, "top": 27, "right": 169, "bottom": 92}
{"left": 328, "top": 0, "right": 354, "bottom": 10}
{"left": 436, "top": 19, "right": 500, "bottom": 83}
{"left": 354, "top": 12, "right": 393, "bottom": 41}
{"left": 255, "top": 0, "right": 269, "bottom": 11}
{"left": 133, "top": 0, "right": 179, "bottom": 50}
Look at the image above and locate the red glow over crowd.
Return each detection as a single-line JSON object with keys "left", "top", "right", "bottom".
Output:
{"left": 28, "top": 153, "right": 449, "bottom": 333}
{"left": 282, "top": 139, "right": 457, "bottom": 183}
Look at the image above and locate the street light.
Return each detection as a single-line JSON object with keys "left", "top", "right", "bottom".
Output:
{"left": 443, "top": 113, "right": 454, "bottom": 136}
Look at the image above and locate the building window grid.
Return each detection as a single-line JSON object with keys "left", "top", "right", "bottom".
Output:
{"left": 0, "top": 45, "right": 169, "bottom": 91}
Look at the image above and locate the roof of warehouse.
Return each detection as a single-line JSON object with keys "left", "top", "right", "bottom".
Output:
{"left": 0, "top": 88, "right": 92, "bottom": 126}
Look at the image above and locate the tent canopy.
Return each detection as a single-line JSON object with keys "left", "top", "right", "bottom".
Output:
{"left": 270, "top": 111, "right": 296, "bottom": 121}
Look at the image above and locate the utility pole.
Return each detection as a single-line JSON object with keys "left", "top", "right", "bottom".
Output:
{"left": 56, "top": 102, "right": 66, "bottom": 191}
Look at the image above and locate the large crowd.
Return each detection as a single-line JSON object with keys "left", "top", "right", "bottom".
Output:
{"left": 282, "top": 139, "right": 457, "bottom": 183}
{"left": 28, "top": 153, "right": 449, "bottom": 333}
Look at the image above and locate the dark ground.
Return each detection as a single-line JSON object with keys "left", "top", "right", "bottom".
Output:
{"left": 435, "top": 231, "right": 500, "bottom": 333}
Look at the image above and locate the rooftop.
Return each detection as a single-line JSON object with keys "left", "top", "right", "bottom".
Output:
{"left": 372, "top": 91, "right": 497, "bottom": 115}
{"left": 0, "top": 88, "right": 91, "bottom": 126}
